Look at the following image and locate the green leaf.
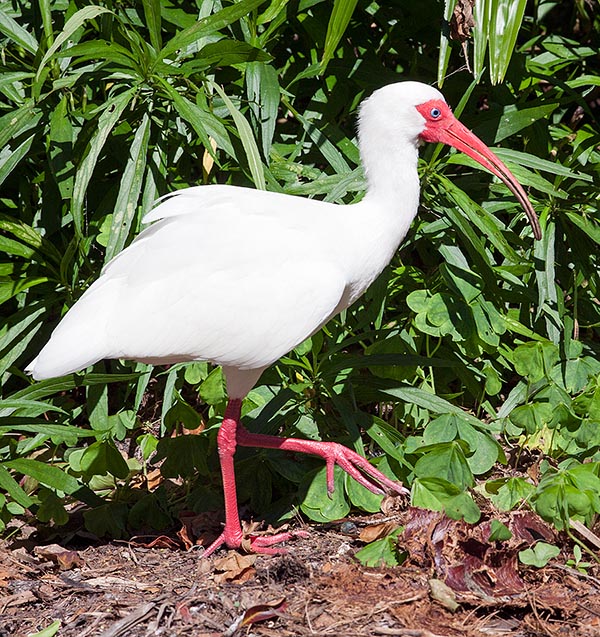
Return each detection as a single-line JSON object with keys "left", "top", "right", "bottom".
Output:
{"left": 513, "top": 341, "right": 560, "bottom": 383}
{"left": 27, "top": 621, "right": 61, "bottom": 637}
{"left": 0, "top": 9, "right": 39, "bottom": 54}
{"left": 487, "top": 0, "right": 528, "bottom": 84}
{"left": 0, "top": 464, "right": 34, "bottom": 507}
{"left": 355, "top": 528, "right": 404, "bottom": 567}
{"left": 414, "top": 441, "right": 474, "bottom": 490}
{"left": 211, "top": 82, "right": 266, "bottom": 190}
{"left": 489, "top": 519, "right": 512, "bottom": 541}
{"left": 154, "top": 436, "right": 209, "bottom": 477}
{"left": 159, "top": 0, "right": 266, "bottom": 60}
{"left": 519, "top": 542, "right": 560, "bottom": 568}
{"left": 34, "top": 6, "right": 113, "bottom": 91}
{"left": 494, "top": 103, "right": 559, "bottom": 143}
{"left": 104, "top": 112, "right": 151, "bottom": 262}
{"left": 300, "top": 466, "right": 350, "bottom": 523}
{"left": 4, "top": 458, "right": 80, "bottom": 494}
{"left": 80, "top": 440, "right": 130, "bottom": 479}
{"left": 321, "top": 0, "right": 358, "bottom": 72}
{"left": 71, "top": 88, "right": 136, "bottom": 239}
{"left": 198, "top": 367, "right": 226, "bottom": 405}
{"left": 411, "top": 477, "right": 480, "bottom": 523}
{"left": 142, "top": 0, "right": 162, "bottom": 51}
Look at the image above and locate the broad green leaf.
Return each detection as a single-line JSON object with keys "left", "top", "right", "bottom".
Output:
{"left": 489, "top": 520, "right": 512, "bottom": 541}
{"left": 519, "top": 542, "right": 560, "bottom": 567}
{"left": 300, "top": 466, "right": 350, "bottom": 523}
{"left": 198, "top": 367, "right": 226, "bottom": 405}
{"left": 355, "top": 528, "right": 404, "bottom": 567}
{"left": 486, "top": 476, "right": 535, "bottom": 510}
{"left": 414, "top": 441, "right": 474, "bottom": 490}
{"left": 154, "top": 436, "right": 210, "bottom": 477}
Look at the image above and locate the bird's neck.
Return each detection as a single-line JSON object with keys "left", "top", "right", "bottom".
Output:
{"left": 336, "top": 142, "right": 422, "bottom": 307}
{"left": 361, "top": 139, "right": 421, "bottom": 206}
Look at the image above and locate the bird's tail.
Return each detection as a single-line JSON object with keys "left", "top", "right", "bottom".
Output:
{"left": 26, "top": 279, "right": 117, "bottom": 380}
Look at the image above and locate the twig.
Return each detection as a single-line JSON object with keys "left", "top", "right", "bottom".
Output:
{"left": 98, "top": 602, "right": 156, "bottom": 637}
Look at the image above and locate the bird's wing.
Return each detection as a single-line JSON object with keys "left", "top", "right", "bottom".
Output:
{"left": 28, "top": 186, "right": 348, "bottom": 378}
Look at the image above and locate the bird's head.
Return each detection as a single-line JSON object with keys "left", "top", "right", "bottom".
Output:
{"left": 360, "top": 82, "right": 541, "bottom": 240}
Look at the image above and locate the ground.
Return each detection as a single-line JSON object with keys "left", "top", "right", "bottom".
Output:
{"left": 2, "top": 506, "right": 600, "bottom": 637}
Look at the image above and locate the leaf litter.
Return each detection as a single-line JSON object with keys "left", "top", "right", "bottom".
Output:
{"left": 2, "top": 506, "right": 600, "bottom": 637}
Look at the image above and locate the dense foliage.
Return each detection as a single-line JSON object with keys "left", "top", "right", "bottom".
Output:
{"left": 1, "top": 0, "right": 599, "bottom": 545}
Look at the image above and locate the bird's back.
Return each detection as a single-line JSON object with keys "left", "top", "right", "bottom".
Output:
{"left": 27, "top": 186, "right": 351, "bottom": 379}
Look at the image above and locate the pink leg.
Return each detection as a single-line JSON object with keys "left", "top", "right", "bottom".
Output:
{"left": 202, "top": 399, "right": 307, "bottom": 558}
{"left": 236, "top": 423, "right": 408, "bottom": 497}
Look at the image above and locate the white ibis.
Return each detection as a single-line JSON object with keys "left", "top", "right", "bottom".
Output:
{"left": 27, "top": 81, "right": 541, "bottom": 556}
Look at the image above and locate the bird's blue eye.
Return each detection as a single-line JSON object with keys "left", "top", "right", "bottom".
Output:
{"left": 430, "top": 107, "right": 441, "bottom": 118}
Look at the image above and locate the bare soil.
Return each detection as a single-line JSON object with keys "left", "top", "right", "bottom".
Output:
{"left": 2, "top": 507, "right": 600, "bottom": 637}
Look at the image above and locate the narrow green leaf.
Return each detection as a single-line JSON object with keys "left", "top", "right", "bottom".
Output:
{"left": 321, "top": 0, "right": 358, "bottom": 72}
{"left": 142, "top": 0, "right": 162, "bottom": 51}
{"left": 212, "top": 82, "right": 266, "bottom": 190}
{"left": 160, "top": 0, "right": 265, "bottom": 60}
{"left": 0, "top": 102, "right": 41, "bottom": 150}
{"left": 54, "top": 40, "right": 142, "bottom": 70}
{"left": 105, "top": 112, "right": 151, "bottom": 262}
{"left": 437, "top": 0, "right": 457, "bottom": 87}
{"left": 472, "top": 0, "right": 490, "bottom": 80}
{"left": 534, "top": 220, "right": 561, "bottom": 343}
{"left": 0, "top": 132, "right": 35, "bottom": 188}
{"left": 494, "top": 103, "right": 559, "bottom": 143}
{"left": 0, "top": 464, "right": 34, "bottom": 507}
{"left": 0, "top": 9, "right": 39, "bottom": 54}
{"left": 4, "top": 458, "right": 80, "bottom": 494}
{"left": 488, "top": 0, "right": 528, "bottom": 84}
{"left": 246, "top": 62, "right": 280, "bottom": 160}
{"left": 71, "top": 88, "right": 136, "bottom": 239}
{"left": 35, "top": 6, "right": 113, "bottom": 87}
{"left": 27, "top": 621, "right": 61, "bottom": 637}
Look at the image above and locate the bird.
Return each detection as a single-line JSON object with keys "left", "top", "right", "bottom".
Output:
{"left": 27, "top": 81, "right": 541, "bottom": 556}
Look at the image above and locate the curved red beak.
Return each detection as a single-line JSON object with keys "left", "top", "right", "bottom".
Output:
{"left": 417, "top": 101, "right": 541, "bottom": 241}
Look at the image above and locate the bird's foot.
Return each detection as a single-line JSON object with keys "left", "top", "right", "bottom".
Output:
{"left": 201, "top": 523, "right": 309, "bottom": 558}
{"left": 318, "top": 441, "right": 409, "bottom": 497}
{"left": 236, "top": 427, "right": 408, "bottom": 498}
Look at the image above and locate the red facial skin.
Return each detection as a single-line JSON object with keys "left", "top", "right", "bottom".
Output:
{"left": 416, "top": 100, "right": 541, "bottom": 240}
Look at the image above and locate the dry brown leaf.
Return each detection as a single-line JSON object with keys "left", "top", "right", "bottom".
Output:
{"left": 214, "top": 552, "right": 257, "bottom": 585}
{"left": 450, "top": 0, "right": 475, "bottom": 41}
{"left": 240, "top": 597, "right": 287, "bottom": 627}
{"left": 131, "top": 535, "right": 182, "bottom": 550}
{"left": 33, "top": 544, "right": 83, "bottom": 570}
{"left": 429, "top": 578, "right": 459, "bottom": 612}
{"left": 359, "top": 522, "right": 400, "bottom": 543}
{"left": 85, "top": 575, "right": 160, "bottom": 591}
